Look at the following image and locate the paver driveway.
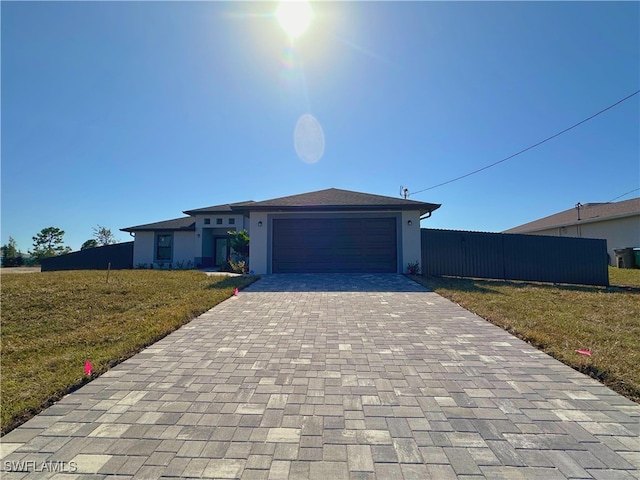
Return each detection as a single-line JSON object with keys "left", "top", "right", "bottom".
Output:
{"left": 1, "top": 274, "right": 638, "bottom": 479}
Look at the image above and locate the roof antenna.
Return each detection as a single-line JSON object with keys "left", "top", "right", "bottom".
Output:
{"left": 575, "top": 202, "right": 582, "bottom": 221}
{"left": 399, "top": 186, "right": 409, "bottom": 199}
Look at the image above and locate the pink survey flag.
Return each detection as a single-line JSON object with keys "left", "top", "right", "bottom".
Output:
{"left": 575, "top": 349, "right": 591, "bottom": 356}
{"left": 234, "top": 288, "right": 239, "bottom": 296}
{"left": 85, "top": 360, "right": 93, "bottom": 376}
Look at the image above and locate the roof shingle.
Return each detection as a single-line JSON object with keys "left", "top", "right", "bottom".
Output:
{"left": 121, "top": 188, "right": 441, "bottom": 232}
{"left": 183, "top": 201, "right": 254, "bottom": 215}
{"left": 239, "top": 188, "right": 440, "bottom": 215}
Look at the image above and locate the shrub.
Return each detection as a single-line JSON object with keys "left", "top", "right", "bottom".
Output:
{"left": 227, "top": 230, "right": 249, "bottom": 259}
{"left": 407, "top": 261, "right": 421, "bottom": 275}
{"left": 218, "top": 259, "right": 248, "bottom": 274}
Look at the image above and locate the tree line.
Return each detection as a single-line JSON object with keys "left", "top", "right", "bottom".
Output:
{"left": 1, "top": 226, "right": 118, "bottom": 267}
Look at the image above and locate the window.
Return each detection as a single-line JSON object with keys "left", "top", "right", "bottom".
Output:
{"left": 229, "top": 218, "right": 235, "bottom": 225}
{"left": 216, "top": 218, "right": 223, "bottom": 225}
{"left": 204, "top": 218, "right": 211, "bottom": 225}
{"left": 156, "top": 234, "right": 173, "bottom": 261}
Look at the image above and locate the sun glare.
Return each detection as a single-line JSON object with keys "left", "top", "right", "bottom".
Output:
{"left": 276, "top": 1, "right": 313, "bottom": 40}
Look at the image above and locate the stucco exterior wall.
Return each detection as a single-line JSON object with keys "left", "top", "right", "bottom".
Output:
{"left": 173, "top": 231, "right": 195, "bottom": 266}
{"left": 523, "top": 215, "right": 640, "bottom": 266}
{"left": 249, "top": 212, "right": 268, "bottom": 274}
{"left": 402, "top": 211, "right": 422, "bottom": 273}
{"left": 132, "top": 231, "right": 195, "bottom": 267}
{"left": 132, "top": 232, "right": 154, "bottom": 266}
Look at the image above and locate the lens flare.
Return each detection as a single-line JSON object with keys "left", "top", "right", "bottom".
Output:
{"left": 276, "top": 1, "right": 313, "bottom": 40}
{"left": 294, "top": 114, "right": 325, "bottom": 164}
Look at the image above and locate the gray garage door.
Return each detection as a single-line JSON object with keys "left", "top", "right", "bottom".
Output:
{"left": 272, "top": 218, "right": 397, "bottom": 273}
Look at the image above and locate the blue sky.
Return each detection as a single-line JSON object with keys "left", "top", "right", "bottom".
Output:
{"left": 2, "top": 1, "right": 638, "bottom": 252}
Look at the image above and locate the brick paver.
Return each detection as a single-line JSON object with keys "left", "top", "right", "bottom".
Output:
{"left": 1, "top": 274, "right": 638, "bottom": 479}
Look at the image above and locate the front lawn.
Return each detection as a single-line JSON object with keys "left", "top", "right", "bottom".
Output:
{"left": 412, "top": 267, "right": 640, "bottom": 402}
{"left": 1, "top": 270, "right": 258, "bottom": 434}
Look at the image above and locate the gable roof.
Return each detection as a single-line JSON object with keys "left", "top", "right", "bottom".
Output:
{"left": 121, "top": 216, "right": 195, "bottom": 233}
{"left": 238, "top": 188, "right": 441, "bottom": 215}
{"left": 505, "top": 197, "right": 640, "bottom": 233}
{"left": 121, "top": 188, "right": 441, "bottom": 232}
{"left": 183, "top": 201, "right": 254, "bottom": 215}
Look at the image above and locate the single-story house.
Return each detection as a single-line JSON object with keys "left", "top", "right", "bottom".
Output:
{"left": 504, "top": 197, "right": 640, "bottom": 266}
{"left": 121, "top": 188, "right": 441, "bottom": 274}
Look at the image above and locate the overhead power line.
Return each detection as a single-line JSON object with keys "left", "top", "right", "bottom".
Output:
{"left": 409, "top": 90, "right": 640, "bottom": 197}
{"left": 608, "top": 187, "right": 640, "bottom": 202}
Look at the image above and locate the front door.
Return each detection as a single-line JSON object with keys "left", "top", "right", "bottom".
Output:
{"left": 214, "top": 237, "right": 229, "bottom": 267}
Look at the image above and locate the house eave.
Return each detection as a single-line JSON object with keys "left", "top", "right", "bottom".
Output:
{"left": 243, "top": 204, "right": 441, "bottom": 215}
{"left": 120, "top": 227, "right": 196, "bottom": 233}
{"left": 183, "top": 208, "right": 232, "bottom": 215}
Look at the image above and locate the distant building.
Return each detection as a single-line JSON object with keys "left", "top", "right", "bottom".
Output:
{"left": 505, "top": 198, "right": 640, "bottom": 266}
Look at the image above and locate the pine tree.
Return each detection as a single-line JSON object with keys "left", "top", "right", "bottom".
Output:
{"left": 30, "top": 227, "right": 72, "bottom": 260}
{"left": 1, "top": 237, "right": 20, "bottom": 267}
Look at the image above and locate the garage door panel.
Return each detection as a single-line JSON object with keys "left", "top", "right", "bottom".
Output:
{"left": 367, "top": 229, "right": 394, "bottom": 238}
{"left": 272, "top": 218, "right": 397, "bottom": 273}
{"left": 365, "top": 247, "right": 395, "bottom": 255}
{"left": 334, "top": 237, "right": 362, "bottom": 248}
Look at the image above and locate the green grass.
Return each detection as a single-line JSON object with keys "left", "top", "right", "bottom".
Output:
{"left": 1, "top": 270, "right": 258, "bottom": 434}
{"left": 412, "top": 267, "right": 640, "bottom": 403}
{"left": 609, "top": 266, "right": 640, "bottom": 288}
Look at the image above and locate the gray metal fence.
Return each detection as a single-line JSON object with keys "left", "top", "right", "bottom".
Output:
{"left": 421, "top": 229, "right": 609, "bottom": 286}
{"left": 41, "top": 242, "right": 134, "bottom": 272}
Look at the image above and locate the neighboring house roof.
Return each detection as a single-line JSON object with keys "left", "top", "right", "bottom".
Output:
{"left": 238, "top": 188, "right": 441, "bottom": 216}
{"left": 183, "top": 201, "right": 254, "bottom": 215}
{"left": 121, "top": 217, "right": 195, "bottom": 232}
{"left": 505, "top": 197, "right": 640, "bottom": 233}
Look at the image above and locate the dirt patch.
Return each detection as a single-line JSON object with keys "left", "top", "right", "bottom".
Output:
{"left": 0, "top": 267, "right": 41, "bottom": 274}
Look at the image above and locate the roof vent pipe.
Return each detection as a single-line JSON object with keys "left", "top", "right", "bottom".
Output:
{"left": 575, "top": 202, "right": 582, "bottom": 221}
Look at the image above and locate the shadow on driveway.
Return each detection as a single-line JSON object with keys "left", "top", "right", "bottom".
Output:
{"left": 244, "top": 273, "right": 430, "bottom": 293}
